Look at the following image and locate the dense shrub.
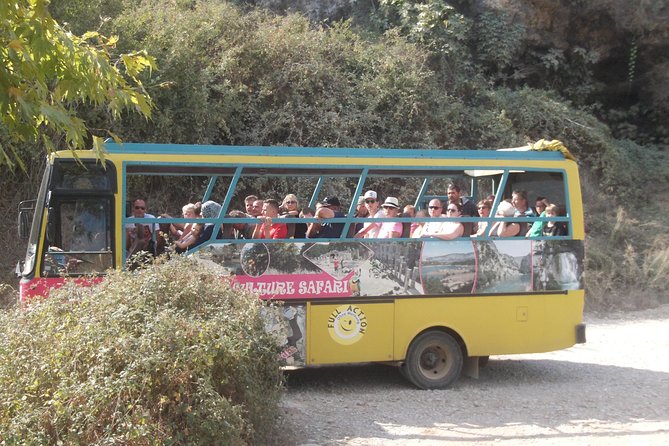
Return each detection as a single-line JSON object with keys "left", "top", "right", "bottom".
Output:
{"left": 0, "top": 257, "right": 284, "bottom": 444}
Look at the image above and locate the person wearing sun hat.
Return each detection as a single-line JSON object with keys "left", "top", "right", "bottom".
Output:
{"left": 377, "top": 197, "right": 402, "bottom": 238}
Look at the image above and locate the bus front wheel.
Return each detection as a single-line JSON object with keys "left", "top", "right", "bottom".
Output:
{"left": 403, "top": 331, "right": 463, "bottom": 389}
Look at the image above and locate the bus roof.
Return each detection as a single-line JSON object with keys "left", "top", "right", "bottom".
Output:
{"left": 93, "top": 142, "right": 570, "bottom": 162}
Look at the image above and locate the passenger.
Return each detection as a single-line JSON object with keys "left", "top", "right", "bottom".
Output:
{"left": 420, "top": 199, "right": 445, "bottom": 237}
{"left": 281, "top": 194, "right": 300, "bottom": 216}
{"left": 378, "top": 197, "right": 403, "bottom": 238}
{"left": 423, "top": 202, "right": 464, "bottom": 240}
{"left": 542, "top": 204, "right": 568, "bottom": 236}
{"left": 125, "top": 198, "right": 156, "bottom": 255}
{"left": 472, "top": 199, "right": 493, "bottom": 237}
{"left": 410, "top": 209, "right": 429, "bottom": 238}
{"left": 512, "top": 190, "right": 534, "bottom": 236}
{"left": 489, "top": 200, "right": 520, "bottom": 237}
{"left": 226, "top": 209, "right": 254, "bottom": 239}
{"left": 534, "top": 196, "right": 549, "bottom": 216}
{"left": 401, "top": 204, "right": 416, "bottom": 237}
{"left": 244, "top": 195, "right": 259, "bottom": 217}
{"left": 253, "top": 199, "right": 288, "bottom": 239}
{"left": 354, "top": 190, "right": 384, "bottom": 238}
{"left": 307, "top": 196, "right": 345, "bottom": 238}
{"left": 447, "top": 183, "right": 477, "bottom": 217}
{"left": 294, "top": 207, "right": 315, "bottom": 239}
{"left": 249, "top": 199, "right": 263, "bottom": 217}
{"left": 353, "top": 196, "right": 369, "bottom": 234}
{"left": 174, "top": 200, "right": 222, "bottom": 252}
{"left": 280, "top": 193, "right": 299, "bottom": 238}
{"left": 526, "top": 197, "right": 550, "bottom": 237}
{"left": 155, "top": 214, "right": 175, "bottom": 256}
{"left": 172, "top": 203, "right": 197, "bottom": 241}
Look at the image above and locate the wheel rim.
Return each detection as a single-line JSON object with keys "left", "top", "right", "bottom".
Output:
{"left": 418, "top": 345, "right": 452, "bottom": 380}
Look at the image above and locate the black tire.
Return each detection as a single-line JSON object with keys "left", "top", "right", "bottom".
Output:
{"left": 403, "top": 330, "right": 463, "bottom": 389}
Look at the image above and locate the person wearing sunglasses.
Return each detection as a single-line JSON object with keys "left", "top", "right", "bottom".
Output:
{"left": 423, "top": 202, "right": 465, "bottom": 240}
{"left": 354, "top": 190, "right": 384, "bottom": 238}
{"left": 125, "top": 198, "right": 156, "bottom": 255}
{"left": 472, "top": 199, "right": 493, "bottom": 237}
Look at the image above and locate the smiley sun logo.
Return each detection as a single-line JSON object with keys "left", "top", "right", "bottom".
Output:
{"left": 328, "top": 304, "right": 367, "bottom": 345}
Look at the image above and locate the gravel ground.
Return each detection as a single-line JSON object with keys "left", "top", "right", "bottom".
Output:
{"left": 280, "top": 304, "right": 669, "bottom": 445}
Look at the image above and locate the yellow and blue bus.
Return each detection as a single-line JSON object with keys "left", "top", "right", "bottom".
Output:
{"left": 17, "top": 142, "right": 585, "bottom": 389}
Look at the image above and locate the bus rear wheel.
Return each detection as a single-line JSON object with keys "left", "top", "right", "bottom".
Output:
{"left": 404, "top": 331, "right": 463, "bottom": 389}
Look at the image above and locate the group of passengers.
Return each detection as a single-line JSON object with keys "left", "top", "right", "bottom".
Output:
{"left": 126, "top": 186, "right": 568, "bottom": 256}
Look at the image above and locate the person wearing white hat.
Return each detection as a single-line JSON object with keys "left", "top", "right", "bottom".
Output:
{"left": 377, "top": 197, "right": 402, "bottom": 238}
{"left": 354, "top": 190, "right": 384, "bottom": 238}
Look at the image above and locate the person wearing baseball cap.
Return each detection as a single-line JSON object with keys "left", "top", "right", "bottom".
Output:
{"left": 307, "top": 196, "right": 346, "bottom": 238}
{"left": 355, "top": 190, "right": 384, "bottom": 238}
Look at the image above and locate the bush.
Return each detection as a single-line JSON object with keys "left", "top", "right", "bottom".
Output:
{"left": 0, "top": 257, "right": 284, "bottom": 445}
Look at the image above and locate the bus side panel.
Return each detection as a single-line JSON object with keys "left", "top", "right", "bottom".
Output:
{"left": 307, "top": 301, "right": 395, "bottom": 365}
{"left": 393, "top": 291, "right": 585, "bottom": 359}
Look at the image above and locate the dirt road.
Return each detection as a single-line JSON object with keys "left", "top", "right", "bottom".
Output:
{"left": 281, "top": 304, "right": 669, "bottom": 445}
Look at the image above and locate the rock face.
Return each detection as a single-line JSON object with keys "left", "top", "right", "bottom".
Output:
{"left": 474, "top": 0, "right": 669, "bottom": 108}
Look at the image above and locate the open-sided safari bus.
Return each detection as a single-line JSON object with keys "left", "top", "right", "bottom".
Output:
{"left": 17, "top": 142, "right": 585, "bottom": 388}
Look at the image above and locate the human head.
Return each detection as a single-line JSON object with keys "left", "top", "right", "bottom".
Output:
{"left": 428, "top": 198, "right": 443, "bottom": 217}
{"left": 545, "top": 203, "right": 558, "bottom": 216}
{"left": 403, "top": 204, "right": 416, "bottom": 217}
{"left": 262, "top": 199, "right": 280, "bottom": 218}
{"left": 535, "top": 196, "right": 549, "bottom": 213}
{"left": 496, "top": 200, "right": 515, "bottom": 217}
{"left": 363, "top": 190, "right": 379, "bottom": 212}
{"left": 512, "top": 190, "right": 528, "bottom": 212}
{"left": 228, "top": 210, "right": 248, "bottom": 231}
{"left": 182, "top": 203, "right": 196, "bottom": 219}
{"left": 321, "top": 196, "right": 341, "bottom": 211}
{"left": 132, "top": 199, "right": 147, "bottom": 218}
{"left": 445, "top": 202, "right": 462, "bottom": 217}
{"left": 300, "top": 207, "right": 315, "bottom": 218}
{"left": 381, "top": 197, "right": 400, "bottom": 215}
{"left": 477, "top": 199, "right": 492, "bottom": 217}
{"left": 245, "top": 195, "right": 258, "bottom": 214}
{"left": 201, "top": 200, "right": 222, "bottom": 219}
{"left": 282, "top": 194, "right": 299, "bottom": 210}
{"left": 251, "top": 199, "right": 263, "bottom": 217}
{"left": 447, "top": 184, "right": 462, "bottom": 204}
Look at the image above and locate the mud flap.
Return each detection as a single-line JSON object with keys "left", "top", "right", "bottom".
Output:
{"left": 463, "top": 356, "right": 480, "bottom": 379}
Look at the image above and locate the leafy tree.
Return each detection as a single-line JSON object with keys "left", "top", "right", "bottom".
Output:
{"left": 0, "top": 0, "right": 155, "bottom": 168}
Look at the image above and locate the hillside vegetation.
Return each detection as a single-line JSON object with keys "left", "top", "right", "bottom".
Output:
{"left": 1, "top": 0, "right": 668, "bottom": 309}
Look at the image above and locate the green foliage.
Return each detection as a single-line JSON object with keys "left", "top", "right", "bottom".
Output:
{"left": 0, "top": 257, "right": 284, "bottom": 444}
{"left": 472, "top": 10, "right": 525, "bottom": 71}
{"left": 0, "top": 0, "right": 155, "bottom": 169}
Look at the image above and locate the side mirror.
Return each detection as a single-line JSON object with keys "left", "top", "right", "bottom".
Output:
{"left": 46, "top": 207, "right": 56, "bottom": 245}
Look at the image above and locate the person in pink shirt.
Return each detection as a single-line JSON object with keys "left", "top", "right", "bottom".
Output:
{"left": 252, "top": 199, "right": 288, "bottom": 239}
{"left": 378, "top": 197, "right": 403, "bottom": 238}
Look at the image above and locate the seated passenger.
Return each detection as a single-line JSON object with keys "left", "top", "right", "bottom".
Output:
{"left": 222, "top": 209, "right": 253, "bottom": 239}
{"left": 281, "top": 194, "right": 300, "bottom": 217}
{"left": 410, "top": 209, "right": 428, "bottom": 238}
{"left": 378, "top": 197, "right": 403, "bottom": 238}
{"left": 423, "top": 202, "right": 464, "bottom": 240}
{"left": 542, "top": 204, "right": 568, "bottom": 236}
{"left": 307, "top": 196, "right": 345, "bottom": 238}
{"left": 489, "top": 200, "right": 520, "bottom": 237}
{"left": 253, "top": 199, "right": 288, "bottom": 239}
{"left": 401, "top": 204, "right": 415, "bottom": 237}
{"left": 526, "top": 197, "right": 550, "bottom": 237}
{"left": 354, "top": 191, "right": 384, "bottom": 238}
{"left": 174, "top": 200, "right": 222, "bottom": 252}
{"left": 472, "top": 199, "right": 492, "bottom": 237}
{"left": 294, "top": 207, "right": 314, "bottom": 239}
